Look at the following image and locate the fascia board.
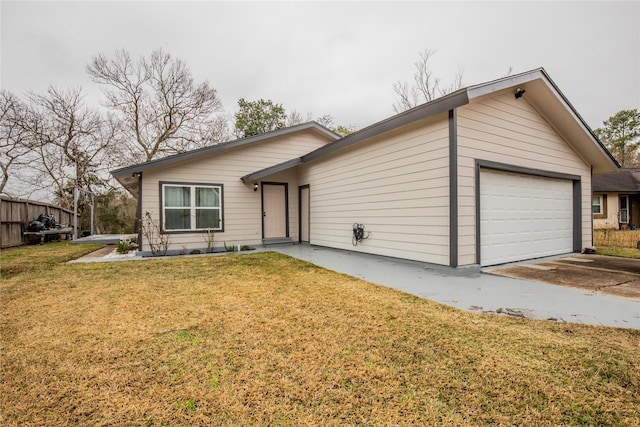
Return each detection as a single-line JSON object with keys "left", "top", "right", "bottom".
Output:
{"left": 110, "top": 122, "right": 339, "bottom": 179}
{"left": 302, "top": 90, "right": 469, "bottom": 163}
{"left": 466, "top": 68, "right": 544, "bottom": 100}
{"left": 240, "top": 158, "right": 303, "bottom": 184}
{"left": 535, "top": 77, "right": 619, "bottom": 172}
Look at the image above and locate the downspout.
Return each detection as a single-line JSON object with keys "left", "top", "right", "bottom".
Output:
{"left": 136, "top": 172, "right": 143, "bottom": 251}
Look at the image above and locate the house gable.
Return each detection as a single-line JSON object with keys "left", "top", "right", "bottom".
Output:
{"left": 466, "top": 69, "right": 618, "bottom": 175}
{"left": 456, "top": 90, "right": 593, "bottom": 265}
{"left": 111, "top": 122, "right": 339, "bottom": 197}
{"left": 116, "top": 124, "right": 337, "bottom": 252}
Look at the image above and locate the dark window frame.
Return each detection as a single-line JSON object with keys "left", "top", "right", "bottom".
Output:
{"left": 159, "top": 181, "right": 224, "bottom": 233}
{"left": 592, "top": 194, "right": 607, "bottom": 219}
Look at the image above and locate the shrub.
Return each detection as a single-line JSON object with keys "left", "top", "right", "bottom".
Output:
{"left": 141, "top": 212, "right": 169, "bottom": 256}
{"left": 115, "top": 240, "right": 131, "bottom": 255}
{"left": 203, "top": 228, "right": 215, "bottom": 253}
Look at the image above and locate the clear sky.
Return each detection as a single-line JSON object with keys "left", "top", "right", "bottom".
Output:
{"left": 1, "top": 1, "right": 639, "bottom": 131}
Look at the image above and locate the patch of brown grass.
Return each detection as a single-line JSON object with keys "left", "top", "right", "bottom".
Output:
{"left": 596, "top": 246, "right": 640, "bottom": 259}
{"left": 0, "top": 241, "right": 103, "bottom": 279}
{"left": 595, "top": 229, "right": 640, "bottom": 248}
{"left": 1, "top": 249, "right": 639, "bottom": 426}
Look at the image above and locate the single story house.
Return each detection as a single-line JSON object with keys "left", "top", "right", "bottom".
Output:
{"left": 593, "top": 168, "right": 640, "bottom": 229}
{"left": 111, "top": 68, "right": 619, "bottom": 270}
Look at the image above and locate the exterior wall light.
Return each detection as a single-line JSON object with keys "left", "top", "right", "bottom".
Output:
{"left": 515, "top": 88, "right": 526, "bottom": 99}
{"left": 254, "top": 183, "right": 259, "bottom": 192}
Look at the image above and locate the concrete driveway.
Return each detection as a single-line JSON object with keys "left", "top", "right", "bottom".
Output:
{"left": 486, "top": 254, "right": 640, "bottom": 301}
{"left": 271, "top": 245, "right": 640, "bottom": 330}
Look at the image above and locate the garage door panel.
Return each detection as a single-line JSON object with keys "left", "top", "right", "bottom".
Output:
{"left": 480, "top": 169, "right": 573, "bottom": 266}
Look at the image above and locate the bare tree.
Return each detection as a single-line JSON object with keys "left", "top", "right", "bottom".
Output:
{"left": 0, "top": 91, "right": 34, "bottom": 195}
{"left": 287, "top": 110, "right": 311, "bottom": 127}
{"left": 22, "top": 87, "right": 115, "bottom": 216}
{"left": 87, "top": 48, "right": 224, "bottom": 163}
{"left": 288, "top": 111, "right": 336, "bottom": 128}
{"left": 392, "top": 49, "right": 464, "bottom": 113}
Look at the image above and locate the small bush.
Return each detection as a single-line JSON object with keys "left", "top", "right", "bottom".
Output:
{"left": 115, "top": 240, "right": 130, "bottom": 255}
{"left": 190, "top": 249, "right": 201, "bottom": 255}
{"left": 141, "top": 212, "right": 169, "bottom": 256}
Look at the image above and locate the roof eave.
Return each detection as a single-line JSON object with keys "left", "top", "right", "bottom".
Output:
{"left": 238, "top": 90, "right": 470, "bottom": 182}
{"left": 110, "top": 121, "right": 340, "bottom": 179}
{"left": 241, "top": 158, "right": 303, "bottom": 184}
{"left": 302, "top": 89, "right": 470, "bottom": 163}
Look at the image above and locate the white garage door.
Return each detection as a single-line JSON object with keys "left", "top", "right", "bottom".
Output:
{"left": 480, "top": 169, "right": 573, "bottom": 266}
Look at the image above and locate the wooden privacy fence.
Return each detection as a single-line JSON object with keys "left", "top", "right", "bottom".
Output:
{"left": 1, "top": 196, "right": 78, "bottom": 248}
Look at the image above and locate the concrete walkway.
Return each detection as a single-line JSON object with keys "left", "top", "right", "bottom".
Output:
{"left": 270, "top": 245, "right": 640, "bottom": 330}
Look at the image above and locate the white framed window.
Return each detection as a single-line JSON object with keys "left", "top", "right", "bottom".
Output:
{"left": 161, "top": 182, "right": 223, "bottom": 231}
{"left": 592, "top": 195, "right": 603, "bottom": 215}
{"left": 619, "top": 195, "right": 629, "bottom": 224}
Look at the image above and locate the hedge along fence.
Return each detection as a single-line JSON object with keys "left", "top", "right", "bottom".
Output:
{"left": 594, "top": 229, "right": 640, "bottom": 248}
{"left": 1, "top": 196, "right": 78, "bottom": 248}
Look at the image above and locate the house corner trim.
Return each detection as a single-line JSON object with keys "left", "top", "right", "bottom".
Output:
{"left": 449, "top": 109, "right": 458, "bottom": 268}
{"left": 136, "top": 172, "right": 143, "bottom": 251}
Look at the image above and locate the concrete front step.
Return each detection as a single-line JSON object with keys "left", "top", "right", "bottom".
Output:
{"left": 262, "top": 238, "right": 294, "bottom": 246}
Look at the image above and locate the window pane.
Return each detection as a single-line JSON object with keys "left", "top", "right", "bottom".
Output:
{"left": 592, "top": 196, "right": 601, "bottom": 214}
{"left": 196, "top": 187, "right": 219, "bottom": 207}
{"left": 165, "top": 209, "right": 191, "bottom": 229}
{"left": 620, "top": 196, "right": 628, "bottom": 209}
{"left": 165, "top": 186, "right": 190, "bottom": 207}
{"left": 196, "top": 209, "right": 221, "bottom": 229}
{"left": 620, "top": 210, "right": 629, "bottom": 223}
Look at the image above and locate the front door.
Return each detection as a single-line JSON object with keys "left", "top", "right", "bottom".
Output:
{"left": 299, "top": 185, "right": 310, "bottom": 242}
{"left": 620, "top": 195, "right": 629, "bottom": 224}
{"left": 262, "top": 183, "right": 287, "bottom": 239}
{"left": 630, "top": 195, "right": 640, "bottom": 227}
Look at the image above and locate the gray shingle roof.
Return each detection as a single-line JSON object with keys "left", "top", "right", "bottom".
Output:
{"left": 593, "top": 169, "right": 640, "bottom": 192}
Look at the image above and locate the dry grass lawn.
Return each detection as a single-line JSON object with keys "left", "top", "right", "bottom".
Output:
{"left": 595, "top": 229, "right": 640, "bottom": 248}
{"left": 1, "top": 242, "right": 639, "bottom": 426}
{"left": 594, "top": 229, "right": 640, "bottom": 259}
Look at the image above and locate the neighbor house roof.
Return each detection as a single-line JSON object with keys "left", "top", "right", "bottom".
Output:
{"left": 111, "top": 122, "right": 340, "bottom": 195}
{"left": 242, "top": 67, "right": 619, "bottom": 183}
{"left": 593, "top": 169, "right": 640, "bottom": 193}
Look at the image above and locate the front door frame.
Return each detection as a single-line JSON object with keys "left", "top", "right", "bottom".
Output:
{"left": 298, "top": 184, "right": 310, "bottom": 243}
{"left": 261, "top": 182, "right": 289, "bottom": 239}
{"left": 619, "top": 194, "right": 629, "bottom": 225}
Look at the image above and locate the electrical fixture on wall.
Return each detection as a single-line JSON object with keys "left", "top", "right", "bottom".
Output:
{"left": 254, "top": 183, "right": 259, "bottom": 192}
{"left": 514, "top": 88, "right": 526, "bottom": 99}
{"left": 352, "top": 223, "right": 370, "bottom": 246}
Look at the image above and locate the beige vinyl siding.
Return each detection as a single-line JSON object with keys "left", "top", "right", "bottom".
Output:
{"left": 299, "top": 115, "right": 451, "bottom": 265}
{"left": 140, "top": 131, "right": 327, "bottom": 251}
{"left": 457, "top": 92, "right": 592, "bottom": 265}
